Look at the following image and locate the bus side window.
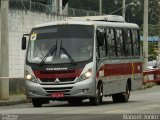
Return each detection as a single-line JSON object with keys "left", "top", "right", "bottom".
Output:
{"left": 116, "top": 29, "right": 124, "bottom": 57}
{"left": 104, "top": 29, "right": 108, "bottom": 57}
{"left": 107, "top": 29, "right": 117, "bottom": 58}
{"left": 96, "top": 28, "right": 106, "bottom": 58}
{"left": 132, "top": 30, "right": 140, "bottom": 56}
{"left": 125, "top": 30, "right": 133, "bottom": 56}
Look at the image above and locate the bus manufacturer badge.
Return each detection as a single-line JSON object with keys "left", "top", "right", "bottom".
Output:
{"left": 54, "top": 78, "right": 60, "bottom": 84}
{"left": 46, "top": 68, "right": 68, "bottom": 71}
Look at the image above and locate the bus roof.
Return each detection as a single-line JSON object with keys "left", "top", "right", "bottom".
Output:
{"left": 67, "top": 15, "right": 125, "bottom": 22}
{"left": 34, "top": 18, "right": 139, "bottom": 29}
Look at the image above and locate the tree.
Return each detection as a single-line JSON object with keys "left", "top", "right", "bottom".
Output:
{"left": 68, "top": 0, "right": 159, "bottom": 27}
{"left": 148, "top": 43, "right": 158, "bottom": 60}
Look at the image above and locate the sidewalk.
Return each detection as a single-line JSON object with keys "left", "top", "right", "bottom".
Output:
{"left": 0, "top": 94, "right": 30, "bottom": 106}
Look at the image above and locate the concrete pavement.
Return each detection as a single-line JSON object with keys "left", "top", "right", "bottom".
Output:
{"left": 0, "top": 83, "right": 157, "bottom": 106}
{"left": 0, "top": 85, "right": 160, "bottom": 114}
{"left": 0, "top": 86, "right": 160, "bottom": 120}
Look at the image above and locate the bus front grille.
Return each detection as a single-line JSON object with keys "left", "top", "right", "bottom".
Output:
{"left": 40, "top": 78, "right": 56, "bottom": 83}
{"left": 59, "top": 78, "right": 75, "bottom": 82}
{"left": 39, "top": 77, "right": 76, "bottom": 84}
{"left": 43, "top": 87, "right": 73, "bottom": 94}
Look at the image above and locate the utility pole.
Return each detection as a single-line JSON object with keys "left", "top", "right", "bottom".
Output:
{"left": 143, "top": 0, "right": 148, "bottom": 71}
{"left": 99, "top": 0, "right": 102, "bottom": 15}
{"left": 0, "top": 0, "right": 9, "bottom": 100}
{"left": 158, "top": 2, "right": 160, "bottom": 64}
{"left": 59, "top": 0, "right": 63, "bottom": 15}
{"left": 52, "top": 0, "right": 58, "bottom": 20}
{"left": 29, "top": 0, "right": 31, "bottom": 10}
{"left": 122, "top": 0, "right": 126, "bottom": 19}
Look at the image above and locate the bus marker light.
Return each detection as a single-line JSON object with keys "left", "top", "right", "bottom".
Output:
{"left": 99, "top": 70, "right": 104, "bottom": 77}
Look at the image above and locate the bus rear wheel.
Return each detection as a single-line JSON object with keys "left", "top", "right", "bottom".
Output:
{"left": 32, "top": 99, "right": 43, "bottom": 107}
{"left": 112, "top": 84, "right": 130, "bottom": 103}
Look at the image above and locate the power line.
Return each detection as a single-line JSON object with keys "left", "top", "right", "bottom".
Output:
{"left": 150, "top": 0, "right": 156, "bottom": 24}
{"left": 110, "top": 0, "right": 139, "bottom": 15}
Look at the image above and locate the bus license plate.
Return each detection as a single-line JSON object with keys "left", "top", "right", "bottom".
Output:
{"left": 51, "top": 92, "right": 64, "bottom": 98}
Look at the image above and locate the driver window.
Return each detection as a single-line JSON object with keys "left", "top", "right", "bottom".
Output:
{"left": 81, "top": 40, "right": 93, "bottom": 57}
{"left": 96, "top": 28, "right": 106, "bottom": 58}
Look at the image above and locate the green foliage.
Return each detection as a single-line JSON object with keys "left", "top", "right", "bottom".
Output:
{"left": 68, "top": 0, "right": 159, "bottom": 27}
{"left": 148, "top": 43, "right": 158, "bottom": 60}
{"left": 68, "top": 0, "right": 159, "bottom": 60}
{"left": 141, "top": 42, "right": 157, "bottom": 61}
{"left": 68, "top": 0, "right": 99, "bottom": 11}
{"left": 140, "top": 24, "right": 159, "bottom": 36}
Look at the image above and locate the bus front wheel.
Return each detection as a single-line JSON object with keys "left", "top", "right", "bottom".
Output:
{"left": 32, "top": 98, "right": 43, "bottom": 107}
{"left": 90, "top": 84, "right": 103, "bottom": 105}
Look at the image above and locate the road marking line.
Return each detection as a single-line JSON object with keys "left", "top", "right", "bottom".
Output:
{"left": 105, "top": 109, "right": 123, "bottom": 113}
{"left": 138, "top": 104, "right": 160, "bottom": 110}
{"left": 146, "top": 104, "right": 160, "bottom": 108}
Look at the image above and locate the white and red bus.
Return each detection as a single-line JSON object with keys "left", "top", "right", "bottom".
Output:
{"left": 22, "top": 15, "right": 143, "bottom": 107}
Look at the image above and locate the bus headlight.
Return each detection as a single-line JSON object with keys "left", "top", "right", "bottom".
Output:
{"left": 25, "top": 73, "right": 38, "bottom": 83}
{"left": 78, "top": 69, "right": 92, "bottom": 81}
{"left": 26, "top": 74, "right": 32, "bottom": 80}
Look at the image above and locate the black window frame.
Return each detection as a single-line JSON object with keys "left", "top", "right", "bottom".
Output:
{"left": 96, "top": 26, "right": 141, "bottom": 60}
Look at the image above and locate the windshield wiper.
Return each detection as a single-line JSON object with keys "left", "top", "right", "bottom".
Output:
{"left": 60, "top": 39, "right": 76, "bottom": 65}
{"left": 39, "top": 39, "right": 57, "bottom": 65}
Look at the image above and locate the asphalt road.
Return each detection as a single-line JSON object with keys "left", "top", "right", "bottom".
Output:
{"left": 0, "top": 86, "right": 160, "bottom": 120}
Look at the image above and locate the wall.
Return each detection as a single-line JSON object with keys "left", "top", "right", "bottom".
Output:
{"left": 0, "top": 9, "right": 1, "bottom": 76}
{"left": 1, "top": 10, "right": 64, "bottom": 78}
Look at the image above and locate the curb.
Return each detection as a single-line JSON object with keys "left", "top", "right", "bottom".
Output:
{"left": 0, "top": 99, "right": 30, "bottom": 106}
{"left": 143, "top": 82, "right": 157, "bottom": 89}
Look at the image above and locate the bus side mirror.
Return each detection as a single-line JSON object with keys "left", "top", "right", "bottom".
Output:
{"left": 21, "top": 36, "right": 27, "bottom": 50}
{"left": 97, "top": 30, "right": 104, "bottom": 46}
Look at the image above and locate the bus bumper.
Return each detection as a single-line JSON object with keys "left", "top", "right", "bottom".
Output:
{"left": 25, "top": 78, "right": 96, "bottom": 99}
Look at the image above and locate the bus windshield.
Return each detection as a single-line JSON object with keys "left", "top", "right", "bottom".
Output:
{"left": 27, "top": 25, "right": 94, "bottom": 64}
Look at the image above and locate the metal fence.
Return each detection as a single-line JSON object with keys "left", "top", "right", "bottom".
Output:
{"left": 67, "top": 7, "right": 100, "bottom": 16}
{"left": 9, "top": 0, "right": 100, "bottom": 17}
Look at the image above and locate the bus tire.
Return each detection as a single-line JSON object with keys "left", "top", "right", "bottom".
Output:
{"left": 121, "top": 84, "right": 130, "bottom": 102}
{"left": 112, "top": 84, "right": 130, "bottom": 103}
{"left": 90, "top": 84, "right": 103, "bottom": 105}
{"left": 32, "top": 99, "right": 42, "bottom": 107}
{"left": 112, "top": 94, "right": 120, "bottom": 103}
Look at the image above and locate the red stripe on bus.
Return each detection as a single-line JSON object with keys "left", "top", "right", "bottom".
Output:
{"left": 97, "top": 62, "right": 142, "bottom": 77}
